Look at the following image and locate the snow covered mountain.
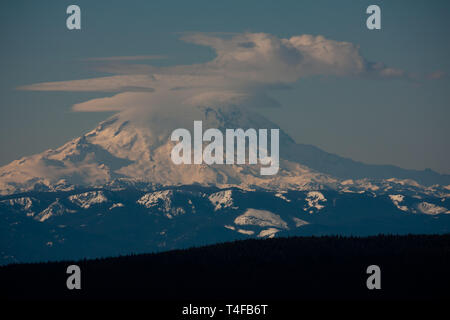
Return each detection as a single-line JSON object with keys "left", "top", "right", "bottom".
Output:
{"left": 0, "top": 104, "right": 448, "bottom": 196}
{"left": 1, "top": 104, "right": 449, "bottom": 264}
{"left": 1, "top": 184, "right": 449, "bottom": 264}
{"left": 0, "top": 105, "right": 331, "bottom": 194}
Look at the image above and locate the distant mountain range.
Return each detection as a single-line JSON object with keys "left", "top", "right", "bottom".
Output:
{"left": 0, "top": 105, "right": 449, "bottom": 264}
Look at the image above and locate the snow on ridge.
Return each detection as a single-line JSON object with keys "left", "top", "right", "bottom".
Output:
{"left": 137, "top": 190, "right": 173, "bottom": 209}
{"left": 68, "top": 191, "right": 108, "bottom": 209}
{"left": 137, "top": 190, "right": 186, "bottom": 218}
{"left": 109, "top": 203, "right": 124, "bottom": 210}
{"left": 354, "top": 180, "right": 380, "bottom": 191}
{"left": 416, "top": 202, "right": 449, "bottom": 215}
{"left": 234, "top": 208, "right": 288, "bottom": 229}
{"left": 389, "top": 194, "right": 408, "bottom": 212}
{"left": 258, "top": 228, "right": 280, "bottom": 238}
{"left": 341, "top": 179, "right": 354, "bottom": 185}
{"left": 208, "top": 190, "right": 235, "bottom": 211}
{"left": 389, "top": 194, "right": 404, "bottom": 202}
{"left": 35, "top": 200, "right": 75, "bottom": 222}
{"left": 1, "top": 196, "right": 34, "bottom": 211}
{"left": 304, "top": 191, "right": 327, "bottom": 212}
{"left": 385, "top": 178, "right": 420, "bottom": 187}
{"left": 274, "top": 192, "right": 291, "bottom": 202}
{"left": 292, "top": 217, "right": 309, "bottom": 227}
{"left": 237, "top": 229, "right": 254, "bottom": 235}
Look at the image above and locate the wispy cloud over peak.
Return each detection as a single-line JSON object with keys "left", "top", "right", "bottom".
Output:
{"left": 19, "top": 32, "right": 419, "bottom": 114}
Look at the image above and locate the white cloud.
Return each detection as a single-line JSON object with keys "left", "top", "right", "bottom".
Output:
{"left": 19, "top": 32, "right": 414, "bottom": 113}
{"left": 20, "top": 75, "right": 155, "bottom": 92}
{"left": 83, "top": 55, "right": 166, "bottom": 61}
{"left": 180, "top": 32, "right": 408, "bottom": 82}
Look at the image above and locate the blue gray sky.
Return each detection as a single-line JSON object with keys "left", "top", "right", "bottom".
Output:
{"left": 1, "top": 0, "right": 449, "bottom": 173}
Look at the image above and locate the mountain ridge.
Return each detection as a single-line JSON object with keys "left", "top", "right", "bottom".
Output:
{"left": 1, "top": 104, "right": 449, "bottom": 265}
{"left": 0, "top": 105, "right": 448, "bottom": 196}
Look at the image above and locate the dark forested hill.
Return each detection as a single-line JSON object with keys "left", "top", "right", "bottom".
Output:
{"left": 1, "top": 234, "right": 449, "bottom": 302}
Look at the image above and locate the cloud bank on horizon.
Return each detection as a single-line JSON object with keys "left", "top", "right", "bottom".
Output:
{"left": 19, "top": 32, "right": 417, "bottom": 115}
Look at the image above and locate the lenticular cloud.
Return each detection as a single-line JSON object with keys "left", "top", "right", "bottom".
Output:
{"left": 19, "top": 32, "right": 409, "bottom": 116}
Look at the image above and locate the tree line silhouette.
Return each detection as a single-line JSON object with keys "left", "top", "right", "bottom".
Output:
{"left": 1, "top": 234, "right": 449, "bottom": 301}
